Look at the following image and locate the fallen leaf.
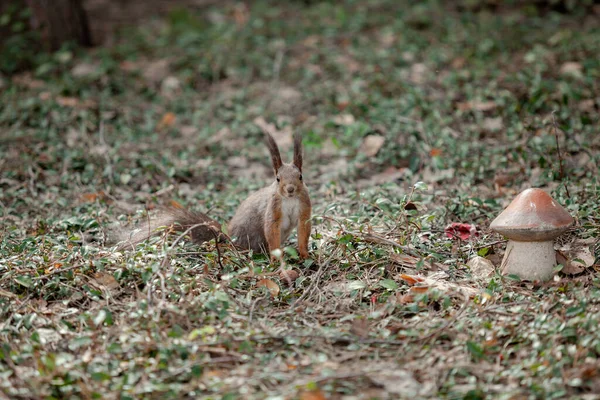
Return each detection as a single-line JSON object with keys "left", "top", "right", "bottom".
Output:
{"left": 483, "top": 117, "right": 504, "bottom": 132}
{"left": 71, "top": 62, "right": 99, "bottom": 78}
{"left": 397, "top": 293, "right": 414, "bottom": 304}
{"left": 161, "top": 76, "right": 181, "bottom": 95}
{"left": 80, "top": 192, "right": 105, "bottom": 203}
{"left": 226, "top": 156, "right": 249, "bottom": 168}
{"left": 467, "top": 256, "right": 495, "bottom": 278}
{"left": 157, "top": 112, "right": 176, "bottom": 130}
{"left": 399, "top": 274, "right": 424, "bottom": 285}
{"left": 143, "top": 59, "right": 170, "bottom": 84}
{"left": 256, "top": 278, "right": 280, "bottom": 298}
{"left": 556, "top": 239, "right": 596, "bottom": 275}
{"left": 332, "top": 113, "right": 355, "bottom": 126}
{"left": 299, "top": 389, "right": 327, "bottom": 400}
{"left": 279, "top": 269, "right": 299, "bottom": 286}
{"left": 409, "top": 286, "right": 430, "bottom": 293}
{"left": 409, "top": 63, "right": 428, "bottom": 84}
{"left": 92, "top": 272, "right": 120, "bottom": 292}
{"left": 429, "top": 148, "right": 443, "bottom": 157}
{"left": 457, "top": 101, "right": 497, "bottom": 112}
{"left": 351, "top": 318, "right": 370, "bottom": 338}
{"left": 560, "top": 61, "right": 583, "bottom": 77}
{"left": 12, "top": 73, "right": 45, "bottom": 89}
{"left": 390, "top": 253, "right": 420, "bottom": 267}
{"left": 169, "top": 200, "right": 184, "bottom": 209}
{"left": 56, "top": 96, "right": 97, "bottom": 109}
{"left": 445, "top": 223, "right": 479, "bottom": 241}
{"left": 360, "top": 135, "right": 385, "bottom": 157}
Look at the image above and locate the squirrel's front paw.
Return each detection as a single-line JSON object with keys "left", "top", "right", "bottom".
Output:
{"left": 298, "top": 249, "right": 310, "bottom": 260}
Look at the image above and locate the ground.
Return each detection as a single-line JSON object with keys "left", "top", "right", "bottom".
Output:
{"left": 1, "top": 1, "right": 600, "bottom": 399}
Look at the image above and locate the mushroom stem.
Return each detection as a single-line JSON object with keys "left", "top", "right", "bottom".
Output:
{"left": 501, "top": 240, "right": 556, "bottom": 281}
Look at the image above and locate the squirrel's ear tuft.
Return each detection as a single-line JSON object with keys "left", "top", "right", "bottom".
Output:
{"left": 293, "top": 131, "right": 303, "bottom": 172}
{"left": 264, "top": 132, "right": 283, "bottom": 173}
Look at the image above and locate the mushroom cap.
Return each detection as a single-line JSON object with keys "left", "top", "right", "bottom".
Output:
{"left": 490, "top": 188, "right": 573, "bottom": 241}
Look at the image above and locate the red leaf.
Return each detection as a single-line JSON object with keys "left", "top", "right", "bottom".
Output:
{"left": 445, "top": 223, "right": 479, "bottom": 241}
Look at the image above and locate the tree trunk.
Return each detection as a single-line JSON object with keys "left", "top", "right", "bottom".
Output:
{"left": 25, "top": 0, "right": 92, "bottom": 50}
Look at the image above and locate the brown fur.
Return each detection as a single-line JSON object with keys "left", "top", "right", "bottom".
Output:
{"left": 118, "top": 131, "right": 312, "bottom": 259}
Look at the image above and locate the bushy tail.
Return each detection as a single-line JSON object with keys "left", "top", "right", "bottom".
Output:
{"left": 115, "top": 208, "right": 223, "bottom": 251}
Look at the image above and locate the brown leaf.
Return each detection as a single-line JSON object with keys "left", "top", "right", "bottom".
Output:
{"left": 557, "top": 239, "right": 596, "bottom": 275}
{"left": 279, "top": 269, "right": 299, "bottom": 286}
{"left": 457, "top": 101, "right": 497, "bottom": 112}
{"left": 80, "top": 192, "right": 106, "bottom": 203}
{"left": 409, "top": 286, "right": 430, "bottom": 294}
{"left": 390, "top": 254, "right": 419, "bottom": 267}
{"left": 350, "top": 318, "right": 370, "bottom": 338}
{"left": 299, "top": 389, "right": 327, "bottom": 400}
{"left": 560, "top": 61, "right": 583, "bottom": 77}
{"left": 332, "top": 113, "right": 355, "bottom": 126}
{"left": 429, "top": 148, "right": 443, "bottom": 157}
{"left": 360, "top": 135, "right": 385, "bottom": 157}
{"left": 399, "top": 274, "right": 424, "bottom": 285}
{"left": 169, "top": 200, "right": 184, "bottom": 209}
{"left": 397, "top": 293, "right": 414, "bottom": 304}
{"left": 143, "top": 59, "right": 170, "bottom": 84}
{"left": 256, "top": 278, "right": 280, "bottom": 298}
{"left": 157, "top": 112, "right": 176, "bottom": 130}
{"left": 56, "top": 96, "right": 97, "bottom": 109}
{"left": 92, "top": 272, "right": 120, "bottom": 292}
{"left": 467, "top": 256, "right": 495, "bottom": 279}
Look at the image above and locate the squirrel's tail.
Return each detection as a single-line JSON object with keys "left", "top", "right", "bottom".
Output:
{"left": 115, "top": 208, "right": 223, "bottom": 251}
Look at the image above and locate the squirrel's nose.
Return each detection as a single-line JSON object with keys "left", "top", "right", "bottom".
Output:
{"left": 286, "top": 186, "right": 295, "bottom": 194}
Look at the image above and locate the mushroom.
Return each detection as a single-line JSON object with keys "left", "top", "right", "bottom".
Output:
{"left": 490, "top": 188, "right": 573, "bottom": 281}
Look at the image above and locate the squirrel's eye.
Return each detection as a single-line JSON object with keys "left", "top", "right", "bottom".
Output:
{"left": 276, "top": 177, "right": 280, "bottom": 182}
{"left": 299, "top": 175, "right": 303, "bottom": 181}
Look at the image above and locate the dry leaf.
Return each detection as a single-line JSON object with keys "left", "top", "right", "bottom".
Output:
{"left": 467, "top": 256, "right": 495, "bottom": 279}
{"left": 399, "top": 274, "right": 424, "bottom": 285}
{"left": 560, "top": 61, "right": 583, "bottom": 77}
{"left": 256, "top": 278, "right": 280, "bottom": 298}
{"left": 299, "top": 389, "right": 327, "bottom": 400}
{"left": 143, "top": 59, "right": 170, "bottom": 84}
{"left": 80, "top": 192, "right": 106, "bottom": 203}
{"left": 351, "top": 318, "right": 370, "bottom": 338}
{"left": 390, "top": 253, "right": 420, "bottom": 267}
{"left": 457, "top": 101, "right": 497, "bottom": 112}
{"left": 56, "top": 96, "right": 97, "bottom": 109}
{"left": 92, "top": 272, "right": 120, "bottom": 292}
{"left": 332, "top": 113, "right": 355, "bottom": 126}
{"left": 169, "top": 200, "right": 184, "bottom": 209}
{"left": 360, "top": 135, "right": 385, "bottom": 157}
{"left": 397, "top": 293, "right": 414, "bottom": 304}
{"left": 483, "top": 117, "right": 504, "bottom": 132}
{"left": 556, "top": 239, "right": 596, "bottom": 275}
{"left": 409, "top": 286, "right": 430, "bottom": 293}
{"left": 71, "top": 62, "right": 99, "bottom": 78}
{"left": 279, "top": 269, "right": 299, "bottom": 286}
{"left": 157, "top": 112, "right": 176, "bottom": 130}
{"left": 429, "top": 148, "right": 443, "bottom": 157}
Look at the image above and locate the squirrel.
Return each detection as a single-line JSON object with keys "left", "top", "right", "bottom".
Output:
{"left": 118, "top": 131, "right": 312, "bottom": 260}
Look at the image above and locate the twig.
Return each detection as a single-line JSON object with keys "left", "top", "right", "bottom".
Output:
{"left": 362, "top": 231, "right": 422, "bottom": 258}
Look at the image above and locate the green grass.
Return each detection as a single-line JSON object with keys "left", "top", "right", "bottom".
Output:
{"left": 1, "top": 1, "right": 600, "bottom": 398}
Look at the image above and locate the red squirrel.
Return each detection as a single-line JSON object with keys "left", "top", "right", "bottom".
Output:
{"left": 118, "top": 132, "right": 312, "bottom": 259}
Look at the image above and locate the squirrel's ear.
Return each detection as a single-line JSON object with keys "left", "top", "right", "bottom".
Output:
{"left": 293, "top": 131, "right": 303, "bottom": 172}
{"left": 265, "top": 132, "right": 283, "bottom": 173}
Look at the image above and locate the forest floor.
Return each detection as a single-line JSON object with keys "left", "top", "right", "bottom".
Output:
{"left": 1, "top": 1, "right": 600, "bottom": 399}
